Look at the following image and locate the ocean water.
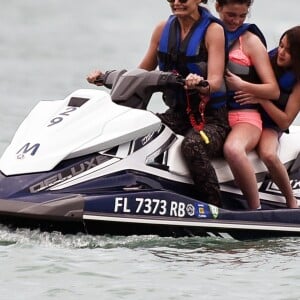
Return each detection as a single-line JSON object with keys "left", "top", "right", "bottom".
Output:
{"left": 0, "top": 1, "right": 300, "bottom": 299}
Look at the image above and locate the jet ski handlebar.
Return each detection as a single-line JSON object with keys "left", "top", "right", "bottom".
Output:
{"left": 94, "top": 69, "right": 208, "bottom": 89}
{"left": 173, "top": 75, "right": 209, "bottom": 88}
{"left": 93, "top": 69, "right": 209, "bottom": 109}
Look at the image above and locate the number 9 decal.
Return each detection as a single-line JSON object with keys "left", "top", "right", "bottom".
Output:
{"left": 47, "top": 117, "right": 63, "bottom": 127}
{"left": 47, "top": 107, "right": 77, "bottom": 127}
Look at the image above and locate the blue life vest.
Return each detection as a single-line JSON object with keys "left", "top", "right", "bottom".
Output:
{"left": 157, "top": 6, "right": 228, "bottom": 110}
{"left": 261, "top": 48, "right": 297, "bottom": 131}
{"left": 268, "top": 49, "right": 297, "bottom": 97}
{"left": 227, "top": 23, "right": 266, "bottom": 49}
{"left": 227, "top": 24, "right": 267, "bottom": 110}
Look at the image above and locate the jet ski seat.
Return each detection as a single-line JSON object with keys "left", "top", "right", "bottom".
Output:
{"left": 167, "top": 135, "right": 268, "bottom": 184}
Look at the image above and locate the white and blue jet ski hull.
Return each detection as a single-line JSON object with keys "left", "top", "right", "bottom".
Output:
{"left": 0, "top": 69, "right": 299, "bottom": 240}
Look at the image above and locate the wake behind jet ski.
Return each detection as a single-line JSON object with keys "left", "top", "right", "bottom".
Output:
{"left": 0, "top": 69, "right": 299, "bottom": 240}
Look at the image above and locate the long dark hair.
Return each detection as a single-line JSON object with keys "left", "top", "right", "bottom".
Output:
{"left": 271, "top": 26, "right": 300, "bottom": 81}
{"left": 216, "top": 0, "right": 253, "bottom": 6}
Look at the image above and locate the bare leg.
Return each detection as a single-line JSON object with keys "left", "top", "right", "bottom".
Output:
{"left": 257, "top": 129, "right": 298, "bottom": 208}
{"left": 224, "top": 123, "right": 261, "bottom": 209}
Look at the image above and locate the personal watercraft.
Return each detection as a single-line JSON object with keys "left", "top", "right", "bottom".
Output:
{"left": 0, "top": 69, "right": 299, "bottom": 240}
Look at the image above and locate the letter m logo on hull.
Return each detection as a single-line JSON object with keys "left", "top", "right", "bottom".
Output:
{"left": 17, "top": 143, "right": 40, "bottom": 159}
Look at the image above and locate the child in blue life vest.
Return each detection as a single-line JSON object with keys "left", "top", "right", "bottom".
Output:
{"left": 232, "top": 26, "right": 300, "bottom": 208}
{"left": 216, "top": 0, "right": 280, "bottom": 209}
